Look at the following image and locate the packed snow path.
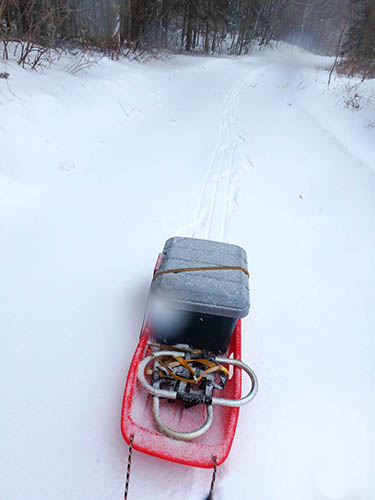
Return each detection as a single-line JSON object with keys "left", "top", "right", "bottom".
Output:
{"left": 1, "top": 47, "right": 374, "bottom": 500}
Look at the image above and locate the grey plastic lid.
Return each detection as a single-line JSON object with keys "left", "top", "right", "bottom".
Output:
{"left": 150, "top": 237, "right": 250, "bottom": 318}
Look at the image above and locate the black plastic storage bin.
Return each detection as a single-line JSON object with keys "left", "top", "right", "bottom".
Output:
{"left": 149, "top": 237, "right": 250, "bottom": 354}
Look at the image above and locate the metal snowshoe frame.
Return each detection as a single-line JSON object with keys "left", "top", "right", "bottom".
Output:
{"left": 138, "top": 340, "right": 258, "bottom": 441}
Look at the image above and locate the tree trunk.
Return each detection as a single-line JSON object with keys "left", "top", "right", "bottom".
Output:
{"left": 185, "top": 0, "right": 194, "bottom": 51}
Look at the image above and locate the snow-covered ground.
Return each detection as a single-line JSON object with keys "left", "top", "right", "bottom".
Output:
{"left": 1, "top": 45, "right": 374, "bottom": 500}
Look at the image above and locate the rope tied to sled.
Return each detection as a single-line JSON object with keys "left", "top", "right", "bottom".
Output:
{"left": 153, "top": 265, "right": 249, "bottom": 281}
{"left": 124, "top": 435, "right": 134, "bottom": 500}
{"left": 204, "top": 456, "right": 218, "bottom": 500}
{"left": 123, "top": 436, "right": 218, "bottom": 500}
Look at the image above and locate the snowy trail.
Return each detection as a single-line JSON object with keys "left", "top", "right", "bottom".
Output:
{"left": 1, "top": 47, "right": 375, "bottom": 500}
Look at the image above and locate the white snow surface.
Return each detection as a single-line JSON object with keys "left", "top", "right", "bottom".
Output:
{"left": 1, "top": 45, "right": 375, "bottom": 500}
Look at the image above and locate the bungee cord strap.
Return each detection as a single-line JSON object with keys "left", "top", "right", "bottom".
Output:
{"left": 153, "top": 265, "right": 249, "bottom": 281}
{"left": 149, "top": 351, "right": 229, "bottom": 384}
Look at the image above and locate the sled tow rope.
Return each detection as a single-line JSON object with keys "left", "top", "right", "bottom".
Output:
{"left": 122, "top": 438, "right": 218, "bottom": 500}
{"left": 123, "top": 435, "right": 134, "bottom": 500}
{"left": 204, "top": 456, "right": 218, "bottom": 500}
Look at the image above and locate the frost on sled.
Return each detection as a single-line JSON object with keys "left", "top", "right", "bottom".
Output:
{"left": 121, "top": 237, "right": 258, "bottom": 482}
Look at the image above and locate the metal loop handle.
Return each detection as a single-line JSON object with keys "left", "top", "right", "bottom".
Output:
{"left": 152, "top": 396, "right": 214, "bottom": 441}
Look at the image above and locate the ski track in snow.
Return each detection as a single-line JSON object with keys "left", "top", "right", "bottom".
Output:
{"left": 184, "top": 75, "right": 251, "bottom": 243}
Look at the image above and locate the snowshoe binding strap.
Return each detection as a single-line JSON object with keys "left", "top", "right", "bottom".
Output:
{"left": 148, "top": 352, "right": 230, "bottom": 385}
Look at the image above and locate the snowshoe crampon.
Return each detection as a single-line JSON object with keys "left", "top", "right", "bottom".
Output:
{"left": 121, "top": 237, "right": 258, "bottom": 470}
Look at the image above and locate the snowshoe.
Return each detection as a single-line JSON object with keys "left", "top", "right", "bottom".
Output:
{"left": 120, "top": 237, "right": 258, "bottom": 493}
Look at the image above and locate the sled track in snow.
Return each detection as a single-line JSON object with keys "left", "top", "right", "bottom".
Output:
{"left": 190, "top": 76, "right": 250, "bottom": 242}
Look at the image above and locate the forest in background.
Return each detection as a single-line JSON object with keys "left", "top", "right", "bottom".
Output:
{"left": 0, "top": 0, "right": 374, "bottom": 79}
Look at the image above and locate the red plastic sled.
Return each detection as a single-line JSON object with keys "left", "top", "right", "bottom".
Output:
{"left": 121, "top": 321, "right": 242, "bottom": 468}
